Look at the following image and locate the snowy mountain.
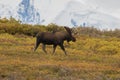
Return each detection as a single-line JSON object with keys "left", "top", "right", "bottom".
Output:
{"left": 0, "top": 0, "right": 41, "bottom": 24}
{"left": 0, "top": 4, "right": 17, "bottom": 18}
{"left": 17, "top": 0, "right": 41, "bottom": 24}
{"left": 53, "top": 1, "right": 120, "bottom": 30}
{"left": 0, "top": 0, "right": 120, "bottom": 30}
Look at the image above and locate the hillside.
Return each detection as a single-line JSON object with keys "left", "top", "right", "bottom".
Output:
{"left": 0, "top": 18, "right": 120, "bottom": 38}
{"left": 0, "top": 0, "right": 120, "bottom": 30}
{"left": 0, "top": 33, "right": 120, "bottom": 80}
{"left": 0, "top": 18, "right": 120, "bottom": 79}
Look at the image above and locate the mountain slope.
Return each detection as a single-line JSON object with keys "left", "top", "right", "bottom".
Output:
{"left": 0, "top": 4, "right": 17, "bottom": 18}
{"left": 0, "top": 0, "right": 41, "bottom": 24}
{"left": 17, "top": 0, "right": 41, "bottom": 24}
{"left": 0, "top": 0, "right": 120, "bottom": 30}
{"left": 53, "top": 1, "right": 120, "bottom": 30}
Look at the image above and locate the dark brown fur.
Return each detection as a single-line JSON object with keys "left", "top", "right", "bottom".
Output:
{"left": 34, "top": 27, "right": 76, "bottom": 55}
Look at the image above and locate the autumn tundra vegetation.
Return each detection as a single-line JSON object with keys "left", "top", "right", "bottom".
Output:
{"left": 0, "top": 18, "right": 120, "bottom": 80}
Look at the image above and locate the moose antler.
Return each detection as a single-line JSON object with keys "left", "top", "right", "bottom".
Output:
{"left": 64, "top": 26, "right": 72, "bottom": 36}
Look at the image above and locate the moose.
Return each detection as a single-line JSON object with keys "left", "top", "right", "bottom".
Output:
{"left": 34, "top": 26, "right": 76, "bottom": 55}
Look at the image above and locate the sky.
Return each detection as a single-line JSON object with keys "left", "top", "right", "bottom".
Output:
{"left": 0, "top": 0, "right": 120, "bottom": 19}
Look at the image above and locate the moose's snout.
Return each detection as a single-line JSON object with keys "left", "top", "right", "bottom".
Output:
{"left": 72, "top": 37, "right": 76, "bottom": 42}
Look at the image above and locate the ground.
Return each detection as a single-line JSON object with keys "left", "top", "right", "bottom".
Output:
{"left": 0, "top": 33, "right": 120, "bottom": 80}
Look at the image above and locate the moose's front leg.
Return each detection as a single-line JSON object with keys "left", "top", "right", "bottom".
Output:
{"left": 59, "top": 43, "right": 67, "bottom": 55}
{"left": 42, "top": 44, "right": 47, "bottom": 54}
{"left": 34, "top": 38, "right": 40, "bottom": 51}
{"left": 53, "top": 44, "right": 57, "bottom": 55}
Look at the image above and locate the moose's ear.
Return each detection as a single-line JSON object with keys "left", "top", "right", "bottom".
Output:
{"left": 64, "top": 26, "right": 72, "bottom": 35}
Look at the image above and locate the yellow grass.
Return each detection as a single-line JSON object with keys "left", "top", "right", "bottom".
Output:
{"left": 0, "top": 33, "right": 120, "bottom": 80}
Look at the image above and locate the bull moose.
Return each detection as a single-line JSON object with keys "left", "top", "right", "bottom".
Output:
{"left": 34, "top": 26, "right": 76, "bottom": 55}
